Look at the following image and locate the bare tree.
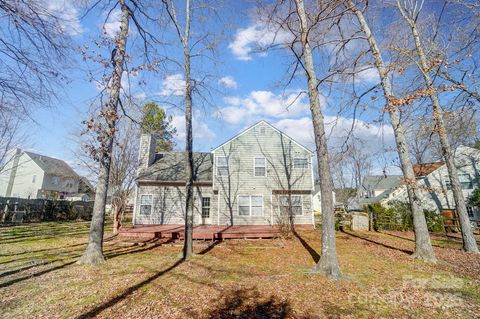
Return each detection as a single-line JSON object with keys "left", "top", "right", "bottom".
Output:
{"left": 261, "top": 135, "right": 309, "bottom": 237}
{"left": 215, "top": 144, "right": 241, "bottom": 226}
{"left": 396, "top": 0, "right": 479, "bottom": 253}
{"left": 77, "top": 0, "right": 131, "bottom": 265}
{"left": 347, "top": 0, "right": 436, "bottom": 261}
{"left": 0, "top": 0, "right": 73, "bottom": 118}
{"left": 0, "top": 114, "right": 23, "bottom": 173}
{"left": 160, "top": 0, "right": 195, "bottom": 259}
{"left": 406, "top": 108, "right": 478, "bottom": 164}
{"left": 160, "top": 0, "right": 219, "bottom": 259}
{"left": 291, "top": 0, "right": 341, "bottom": 278}
{"left": 110, "top": 121, "right": 139, "bottom": 234}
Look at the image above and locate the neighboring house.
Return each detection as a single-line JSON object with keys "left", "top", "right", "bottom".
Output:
{"left": 387, "top": 146, "right": 480, "bottom": 223}
{"left": 312, "top": 183, "right": 336, "bottom": 213}
{"left": 348, "top": 175, "right": 403, "bottom": 210}
{"left": 133, "top": 121, "right": 315, "bottom": 226}
{"left": 351, "top": 146, "right": 480, "bottom": 224}
{"left": 0, "top": 149, "right": 83, "bottom": 199}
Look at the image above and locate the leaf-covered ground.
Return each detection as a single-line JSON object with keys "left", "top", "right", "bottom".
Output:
{"left": 1, "top": 221, "right": 479, "bottom": 318}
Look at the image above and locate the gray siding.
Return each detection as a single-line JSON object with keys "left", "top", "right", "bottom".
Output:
{"left": 213, "top": 121, "right": 314, "bottom": 225}
{"left": 134, "top": 121, "right": 315, "bottom": 226}
{"left": 134, "top": 184, "right": 213, "bottom": 225}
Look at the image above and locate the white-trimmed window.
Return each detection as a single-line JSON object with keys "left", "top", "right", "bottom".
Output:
{"left": 202, "top": 197, "right": 210, "bottom": 218}
{"left": 140, "top": 195, "right": 153, "bottom": 215}
{"left": 52, "top": 176, "right": 59, "bottom": 185}
{"left": 459, "top": 174, "right": 473, "bottom": 189}
{"left": 238, "top": 195, "right": 264, "bottom": 216}
{"left": 254, "top": 157, "right": 266, "bottom": 177}
{"left": 216, "top": 156, "right": 228, "bottom": 176}
{"left": 32, "top": 175, "right": 36, "bottom": 183}
{"left": 293, "top": 158, "right": 308, "bottom": 170}
{"left": 279, "top": 195, "right": 303, "bottom": 215}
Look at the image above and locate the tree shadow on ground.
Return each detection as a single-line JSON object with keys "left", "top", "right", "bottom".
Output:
{"left": 76, "top": 259, "right": 184, "bottom": 319}
{"left": 0, "top": 237, "right": 172, "bottom": 289}
{"left": 380, "top": 231, "right": 450, "bottom": 249}
{"left": 342, "top": 230, "right": 413, "bottom": 255}
{"left": 208, "top": 288, "right": 312, "bottom": 319}
{"left": 198, "top": 240, "right": 223, "bottom": 255}
{"left": 292, "top": 228, "right": 320, "bottom": 263}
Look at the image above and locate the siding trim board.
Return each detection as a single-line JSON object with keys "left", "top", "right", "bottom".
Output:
{"left": 272, "top": 190, "right": 312, "bottom": 195}
{"left": 137, "top": 180, "right": 213, "bottom": 187}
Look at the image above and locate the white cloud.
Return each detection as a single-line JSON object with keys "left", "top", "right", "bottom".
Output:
{"left": 102, "top": 9, "right": 122, "bottom": 38}
{"left": 218, "top": 76, "right": 238, "bottom": 89}
{"left": 229, "top": 23, "right": 293, "bottom": 61}
{"left": 171, "top": 115, "right": 215, "bottom": 141}
{"left": 133, "top": 92, "right": 147, "bottom": 101}
{"left": 274, "top": 117, "right": 315, "bottom": 148}
{"left": 273, "top": 116, "right": 395, "bottom": 151}
{"left": 354, "top": 68, "right": 380, "bottom": 84}
{"left": 215, "top": 90, "right": 313, "bottom": 124}
{"left": 158, "top": 74, "right": 185, "bottom": 97}
{"left": 44, "top": 0, "right": 83, "bottom": 36}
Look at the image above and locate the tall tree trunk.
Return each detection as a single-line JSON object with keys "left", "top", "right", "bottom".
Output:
{"left": 77, "top": 0, "right": 129, "bottom": 265}
{"left": 349, "top": 0, "right": 436, "bottom": 261}
{"left": 397, "top": 2, "right": 479, "bottom": 253}
{"left": 182, "top": 0, "right": 194, "bottom": 260}
{"left": 294, "top": 0, "right": 341, "bottom": 279}
{"left": 112, "top": 198, "right": 121, "bottom": 234}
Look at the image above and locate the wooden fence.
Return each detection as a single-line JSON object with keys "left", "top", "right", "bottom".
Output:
{"left": 0, "top": 197, "right": 93, "bottom": 223}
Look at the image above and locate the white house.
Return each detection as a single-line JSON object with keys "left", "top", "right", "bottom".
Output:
{"left": 357, "top": 146, "right": 480, "bottom": 224}
{"left": 0, "top": 149, "right": 88, "bottom": 199}
{"left": 312, "top": 183, "right": 337, "bottom": 213}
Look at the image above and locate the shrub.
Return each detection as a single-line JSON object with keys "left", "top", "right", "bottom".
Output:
{"left": 365, "top": 201, "right": 444, "bottom": 232}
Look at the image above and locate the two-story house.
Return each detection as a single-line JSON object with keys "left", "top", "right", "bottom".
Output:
{"left": 0, "top": 149, "right": 84, "bottom": 199}
{"left": 133, "top": 121, "right": 315, "bottom": 226}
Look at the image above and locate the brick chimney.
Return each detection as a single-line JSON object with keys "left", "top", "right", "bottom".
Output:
{"left": 138, "top": 134, "right": 156, "bottom": 170}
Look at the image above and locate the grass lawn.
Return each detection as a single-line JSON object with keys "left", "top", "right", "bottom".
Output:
{"left": 1, "top": 221, "right": 479, "bottom": 319}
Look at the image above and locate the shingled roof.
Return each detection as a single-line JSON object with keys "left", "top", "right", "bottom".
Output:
{"left": 412, "top": 162, "right": 443, "bottom": 177}
{"left": 137, "top": 152, "right": 213, "bottom": 182}
{"left": 361, "top": 175, "right": 403, "bottom": 191}
{"left": 25, "top": 151, "right": 80, "bottom": 178}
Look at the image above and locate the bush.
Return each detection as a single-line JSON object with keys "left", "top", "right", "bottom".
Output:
{"left": 424, "top": 209, "right": 444, "bottom": 232}
{"left": 365, "top": 201, "right": 444, "bottom": 232}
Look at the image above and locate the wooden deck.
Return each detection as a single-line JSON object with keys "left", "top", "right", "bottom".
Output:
{"left": 118, "top": 224, "right": 314, "bottom": 240}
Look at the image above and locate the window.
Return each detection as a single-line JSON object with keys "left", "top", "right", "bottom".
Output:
{"left": 293, "top": 158, "right": 308, "bottom": 170}
{"left": 279, "top": 195, "right": 303, "bottom": 215}
{"left": 443, "top": 176, "right": 452, "bottom": 190}
{"left": 444, "top": 174, "right": 473, "bottom": 190}
{"left": 52, "top": 176, "right": 59, "bottom": 185}
{"left": 251, "top": 196, "right": 263, "bottom": 216}
{"left": 140, "top": 195, "right": 152, "bottom": 215}
{"left": 467, "top": 206, "right": 474, "bottom": 219}
{"left": 32, "top": 175, "right": 36, "bottom": 183}
{"left": 254, "top": 157, "right": 266, "bottom": 177}
{"left": 202, "top": 197, "right": 210, "bottom": 218}
{"left": 260, "top": 127, "right": 266, "bottom": 135}
{"left": 238, "top": 196, "right": 250, "bottom": 216}
{"left": 238, "top": 195, "right": 264, "bottom": 216}
{"left": 459, "top": 174, "right": 473, "bottom": 189}
{"left": 216, "top": 156, "right": 228, "bottom": 176}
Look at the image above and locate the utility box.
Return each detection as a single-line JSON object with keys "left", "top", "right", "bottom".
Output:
{"left": 351, "top": 212, "right": 369, "bottom": 231}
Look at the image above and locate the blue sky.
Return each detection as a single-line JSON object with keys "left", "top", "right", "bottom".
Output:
{"left": 23, "top": 1, "right": 399, "bottom": 177}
